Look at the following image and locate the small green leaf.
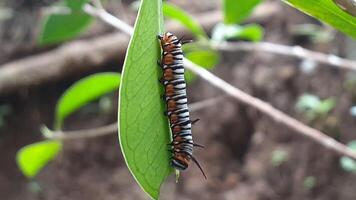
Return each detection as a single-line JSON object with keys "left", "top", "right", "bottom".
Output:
{"left": 340, "top": 140, "right": 356, "bottom": 173}
{"left": 119, "top": 0, "right": 170, "bottom": 199}
{"left": 271, "top": 149, "right": 289, "bottom": 167}
{"left": 350, "top": 106, "right": 356, "bottom": 117}
{"left": 184, "top": 48, "right": 219, "bottom": 82}
{"left": 163, "top": 2, "right": 208, "bottom": 40}
{"left": 283, "top": 0, "right": 356, "bottom": 38}
{"left": 0, "top": 8, "right": 13, "bottom": 22}
{"left": 55, "top": 72, "right": 121, "bottom": 129}
{"left": 303, "top": 176, "right": 317, "bottom": 189}
{"left": 28, "top": 181, "right": 43, "bottom": 194}
{"left": 316, "top": 98, "right": 336, "bottom": 115}
{"left": 224, "top": 0, "right": 262, "bottom": 24}
{"left": 212, "top": 23, "right": 264, "bottom": 42}
{"left": 65, "top": 0, "right": 89, "bottom": 10}
{"left": 296, "top": 94, "right": 321, "bottom": 112}
{"left": 16, "top": 140, "right": 62, "bottom": 179}
{"left": 39, "top": 0, "right": 93, "bottom": 45}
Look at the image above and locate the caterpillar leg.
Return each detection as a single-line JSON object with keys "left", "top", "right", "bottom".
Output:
{"left": 161, "top": 94, "right": 166, "bottom": 100}
{"left": 157, "top": 34, "right": 163, "bottom": 40}
{"left": 157, "top": 60, "right": 163, "bottom": 67}
{"left": 193, "top": 143, "right": 205, "bottom": 148}
{"left": 191, "top": 118, "right": 200, "bottom": 125}
{"left": 178, "top": 36, "right": 193, "bottom": 45}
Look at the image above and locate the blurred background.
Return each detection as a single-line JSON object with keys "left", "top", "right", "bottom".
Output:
{"left": 1, "top": 0, "right": 356, "bottom": 199}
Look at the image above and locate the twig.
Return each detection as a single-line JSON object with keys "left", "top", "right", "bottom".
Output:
{"left": 183, "top": 58, "right": 356, "bottom": 159}
{"left": 83, "top": 4, "right": 133, "bottom": 35}
{"left": 46, "top": 123, "right": 118, "bottom": 140}
{"left": 214, "top": 41, "right": 356, "bottom": 71}
{"left": 45, "top": 96, "right": 225, "bottom": 140}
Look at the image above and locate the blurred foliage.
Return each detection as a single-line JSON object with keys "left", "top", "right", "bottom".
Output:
{"left": 224, "top": 0, "right": 262, "bottom": 24}
{"left": 345, "top": 75, "right": 356, "bottom": 101}
{"left": 340, "top": 141, "right": 356, "bottom": 173}
{"left": 27, "top": 181, "right": 43, "bottom": 194}
{"left": 212, "top": 23, "right": 263, "bottom": 42}
{"left": 0, "top": 8, "right": 13, "bottom": 21}
{"left": 271, "top": 149, "right": 289, "bottom": 167}
{"left": 0, "top": 104, "right": 11, "bottom": 129}
{"left": 350, "top": 106, "right": 356, "bottom": 117}
{"left": 303, "top": 176, "right": 317, "bottom": 190}
{"left": 119, "top": 0, "right": 170, "bottom": 199}
{"left": 290, "top": 24, "right": 335, "bottom": 44}
{"left": 283, "top": 0, "right": 356, "bottom": 38}
{"left": 16, "top": 140, "right": 62, "bottom": 179}
{"left": 296, "top": 94, "right": 339, "bottom": 138}
{"left": 215, "top": 0, "right": 264, "bottom": 43}
{"left": 184, "top": 48, "right": 220, "bottom": 82}
{"left": 299, "top": 59, "right": 317, "bottom": 74}
{"left": 296, "top": 94, "right": 336, "bottom": 121}
{"left": 39, "top": 0, "right": 93, "bottom": 45}
{"left": 98, "top": 94, "right": 115, "bottom": 114}
{"left": 163, "top": 2, "right": 208, "bottom": 40}
{"left": 55, "top": 72, "right": 120, "bottom": 129}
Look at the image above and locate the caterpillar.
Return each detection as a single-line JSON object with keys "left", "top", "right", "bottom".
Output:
{"left": 157, "top": 32, "right": 206, "bottom": 179}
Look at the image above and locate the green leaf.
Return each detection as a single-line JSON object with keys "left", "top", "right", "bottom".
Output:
{"left": 340, "top": 140, "right": 356, "bottom": 173}
{"left": 39, "top": 0, "right": 93, "bottom": 45}
{"left": 271, "top": 149, "right": 289, "bottom": 167}
{"left": 65, "top": 0, "right": 89, "bottom": 10}
{"left": 55, "top": 72, "right": 121, "bottom": 129}
{"left": 16, "top": 140, "right": 62, "bottom": 179}
{"left": 184, "top": 48, "right": 219, "bottom": 82}
{"left": 118, "top": 0, "right": 170, "bottom": 199}
{"left": 163, "top": 2, "right": 208, "bottom": 40}
{"left": 224, "top": 0, "right": 262, "bottom": 24}
{"left": 212, "top": 23, "right": 264, "bottom": 42}
{"left": 316, "top": 98, "right": 336, "bottom": 115}
{"left": 340, "top": 157, "right": 356, "bottom": 172}
{"left": 303, "top": 176, "right": 317, "bottom": 189}
{"left": 296, "top": 94, "right": 321, "bottom": 112}
{"left": 283, "top": 0, "right": 356, "bottom": 38}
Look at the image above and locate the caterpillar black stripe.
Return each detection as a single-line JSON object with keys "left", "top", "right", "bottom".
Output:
{"left": 157, "top": 32, "right": 206, "bottom": 179}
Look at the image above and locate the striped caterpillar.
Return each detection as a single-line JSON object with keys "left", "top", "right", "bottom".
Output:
{"left": 157, "top": 32, "right": 206, "bottom": 179}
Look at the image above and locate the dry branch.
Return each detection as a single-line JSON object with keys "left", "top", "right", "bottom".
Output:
{"left": 45, "top": 96, "right": 225, "bottom": 140}
{"left": 0, "top": 2, "right": 280, "bottom": 95}
{"left": 214, "top": 41, "right": 356, "bottom": 71}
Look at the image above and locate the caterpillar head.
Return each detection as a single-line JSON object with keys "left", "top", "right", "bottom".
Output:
{"left": 158, "top": 32, "right": 180, "bottom": 52}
